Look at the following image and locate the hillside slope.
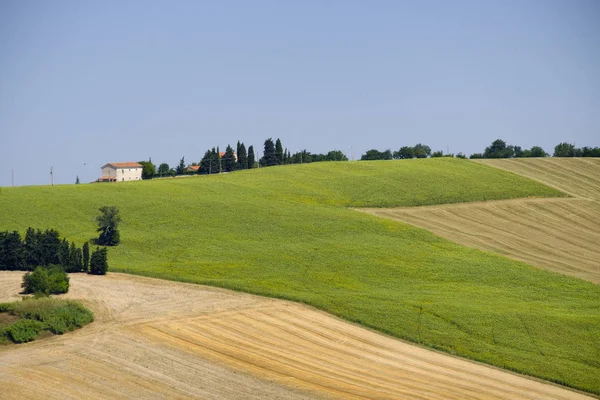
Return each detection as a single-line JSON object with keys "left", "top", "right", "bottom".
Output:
{"left": 363, "top": 158, "right": 600, "bottom": 283}
{"left": 1, "top": 159, "right": 599, "bottom": 394}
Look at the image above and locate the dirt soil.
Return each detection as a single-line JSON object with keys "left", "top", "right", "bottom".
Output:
{"left": 361, "top": 158, "right": 600, "bottom": 284}
{"left": 0, "top": 272, "right": 591, "bottom": 399}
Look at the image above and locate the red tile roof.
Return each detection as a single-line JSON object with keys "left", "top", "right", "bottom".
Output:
{"left": 187, "top": 165, "right": 200, "bottom": 171}
{"left": 103, "top": 162, "right": 143, "bottom": 168}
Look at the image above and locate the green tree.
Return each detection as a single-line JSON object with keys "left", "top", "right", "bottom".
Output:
{"left": 261, "top": 138, "right": 279, "bottom": 166}
{"left": 361, "top": 149, "right": 392, "bottom": 160}
{"left": 176, "top": 157, "right": 186, "bottom": 175}
{"left": 393, "top": 146, "right": 414, "bottom": 159}
{"left": 326, "top": 150, "right": 348, "bottom": 161}
{"left": 554, "top": 142, "right": 576, "bottom": 157}
{"left": 67, "top": 242, "right": 83, "bottom": 273}
{"left": 526, "top": 146, "right": 547, "bottom": 157}
{"left": 431, "top": 151, "right": 444, "bottom": 158}
{"left": 412, "top": 143, "right": 431, "bottom": 158}
{"left": 455, "top": 152, "right": 467, "bottom": 159}
{"left": 513, "top": 146, "right": 524, "bottom": 158}
{"left": 39, "top": 229, "right": 61, "bottom": 266}
{"left": 89, "top": 247, "right": 109, "bottom": 275}
{"left": 96, "top": 206, "right": 121, "bottom": 246}
{"left": 0, "top": 231, "right": 26, "bottom": 271}
{"left": 58, "top": 239, "right": 70, "bottom": 268}
{"left": 75, "top": 175, "right": 80, "bottom": 184}
{"left": 200, "top": 148, "right": 221, "bottom": 174}
{"left": 138, "top": 160, "right": 156, "bottom": 179}
{"left": 25, "top": 228, "right": 41, "bottom": 270}
{"left": 469, "top": 153, "right": 484, "bottom": 159}
{"left": 237, "top": 142, "right": 248, "bottom": 170}
{"left": 484, "top": 139, "right": 514, "bottom": 158}
{"left": 222, "top": 145, "right": 237, "bottom": 172}
{"left": 158, "top": 163, "right": 171, "bottom": 176}
{"left": 275, "top": 138, "right": 284, "bottom": 165}
{"left": 247, "top": 145, "right": 256, "bottom": 168}
{"left": 581, "top": 146, "right": 600, "bottom": 157}
{"left": 82, "top": 242, "right": 90, "bottom": 272}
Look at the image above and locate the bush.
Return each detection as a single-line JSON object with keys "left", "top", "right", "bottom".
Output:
{"left": 6, "top": 319, "right": 45, "bottom": 343}
{"left": 22, "top": 265, "right": 70, "bottom": 295}
{"left": 1, "top": 298, "right": 95, "bottom": 343}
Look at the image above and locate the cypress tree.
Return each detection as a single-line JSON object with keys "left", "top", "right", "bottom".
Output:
{"left": 275, "top": 138, "right": 284, "bottom": 165}
{"left": 247, "top": 145, "right": 256, "bottom": 168}
{"left": 176, "top": 157, "right": 186, "bottom": 175}
{"left": 40, "top": 229, "right": 61, "bottom": 266}
{"left": 68, "top": 242, "right": 83, "bottom": 272}
{"left": 262, "top": 138, "right": 278, "bottom": 166}
{"left": 58, "top": 238, "right": 70, "bottom": 267}
{"left": 223, "top": 145, "right": 237, "bottom": 172}
{"left": 0, "top": 231, "right": 26, "bottom": 271}
{"left": 89, "top": 247, "right": 109, "bottom": 275}
{"left": 237, "top": 142, "right": 248, "bottom": 170}
{"left": 25, "top": 227, "right": 41, "bottom": 270}
{"left": 83, "top": 242, "right": 90, "bottom": 272}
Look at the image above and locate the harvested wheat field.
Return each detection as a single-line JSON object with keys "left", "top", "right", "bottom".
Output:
{"left": 0, "top": 272, "right": 591, "bottom": 400}
{"left": 362, "top": 158, "right": 600, "bottom": 284}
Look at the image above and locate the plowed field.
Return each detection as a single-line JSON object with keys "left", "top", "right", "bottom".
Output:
{"left": 0, "top": 272, "right": 590, "bottom": 399}
{"left": 361, "top": 158, "right": 600, "bottom": 283}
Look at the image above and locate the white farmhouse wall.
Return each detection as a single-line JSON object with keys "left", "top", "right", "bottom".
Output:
{"left": 101, "top": 164, "right": 142, "bottom": 182}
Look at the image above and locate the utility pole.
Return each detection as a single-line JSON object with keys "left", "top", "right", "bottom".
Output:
{"left": 11, "top": 169, "right": 14, "bottom": 186}
{"left": 50, "top": 167, "right": 54, "bottom": 185}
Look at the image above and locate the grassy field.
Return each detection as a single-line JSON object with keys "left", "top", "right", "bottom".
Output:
{"left": 1, "top": 158, "right": 599, "bottom": 394}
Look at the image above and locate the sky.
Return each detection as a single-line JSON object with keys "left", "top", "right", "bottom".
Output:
{"left": 1, "top": 0, "right": 599, "bottom": 186}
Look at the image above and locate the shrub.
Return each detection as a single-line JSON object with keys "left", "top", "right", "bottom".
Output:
{"left": 3, "top": 298, "right": 95, "bottom": 342}
{"left": 22, "top": 265, "right": 69, "bottom": 295}
{"left": 7, "top": 319, "right": 45, "bottom": 343}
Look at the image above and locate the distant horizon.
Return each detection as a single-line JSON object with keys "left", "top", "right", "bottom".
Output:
{"left": 2, "top": 0, "right": 599, "bottom": 186}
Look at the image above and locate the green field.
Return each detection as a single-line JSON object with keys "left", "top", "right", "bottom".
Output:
{"left": 1, "top": 158, "right": 599, "bottom": 394}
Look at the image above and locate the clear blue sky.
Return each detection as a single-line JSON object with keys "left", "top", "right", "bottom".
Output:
{"left": 1, "top": 0, "right": 598, "bottom": 186}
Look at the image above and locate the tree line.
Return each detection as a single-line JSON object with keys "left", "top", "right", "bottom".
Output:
{"left": 136, "top": 138, "right": 349, "bottom": 178}
{"left": 469, "top": 140, "right": 600, "bottom": 159}
{"left": 360, "top": 140, "right": 599, "bottom": 161}
{"left": 117, "top": 138, "right": 600, "bottom": 180}
{"left": 0, "top": 228, "right": 108, "bottom": 275}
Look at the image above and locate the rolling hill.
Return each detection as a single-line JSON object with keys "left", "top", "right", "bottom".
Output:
{"left": 1, "top": 158, "right": 598, "bottom": 394}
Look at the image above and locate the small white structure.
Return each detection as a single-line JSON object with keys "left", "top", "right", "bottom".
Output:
{"left": 99, "top": 162, "right": 143, "bottom": 182}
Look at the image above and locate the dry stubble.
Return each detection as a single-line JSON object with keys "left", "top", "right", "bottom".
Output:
{"left": 0, "top": 272, "right": 591, "bottom": 399}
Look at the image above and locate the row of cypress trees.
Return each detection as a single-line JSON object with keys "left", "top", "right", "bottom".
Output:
{"left": 0, "top": 228, "right": 107, "bottom": 274}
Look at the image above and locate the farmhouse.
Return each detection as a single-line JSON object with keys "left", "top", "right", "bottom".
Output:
{"left": 99, "top": 162, "right": 143, "bottom": 182}
{"left": 186, "top": 165, "right": 200, "bottom": 173}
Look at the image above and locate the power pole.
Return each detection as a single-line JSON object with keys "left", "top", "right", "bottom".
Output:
{"left": 50, "top": 167, "right": 54, "bottom": 185}
{"left": 11, "top": 169, "right": 14, "bottom": 186}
